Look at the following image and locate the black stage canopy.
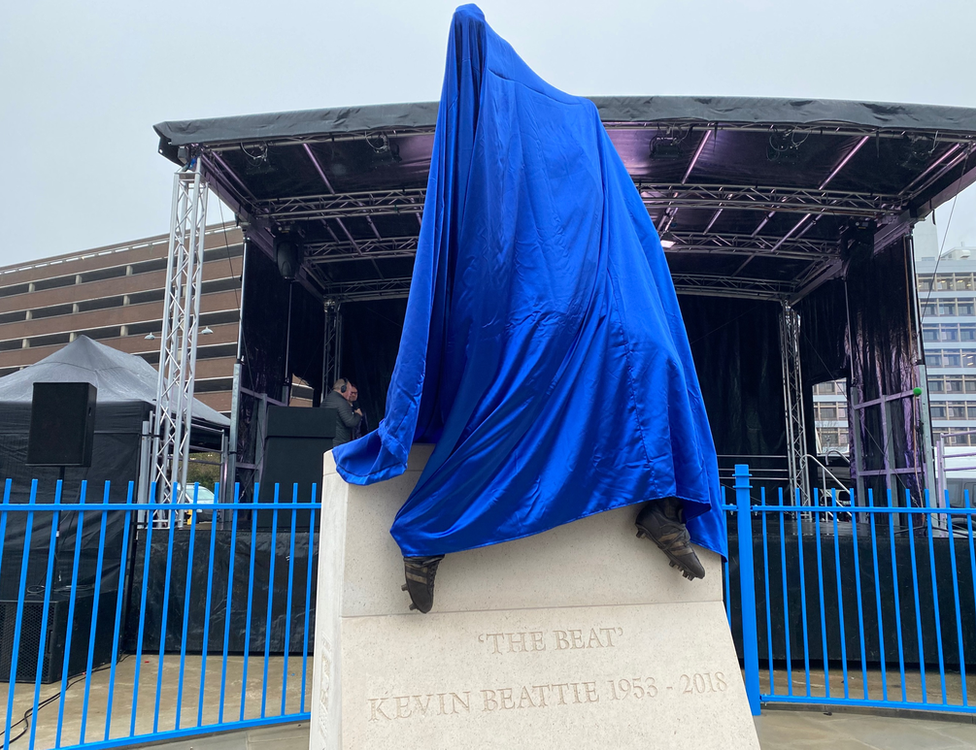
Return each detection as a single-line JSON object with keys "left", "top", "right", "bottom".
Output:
{"left": 155, "top": 96, "right": 976, "bottom": 497}
{"left": 156, "top": 95, "right": 976, "bottom": 306}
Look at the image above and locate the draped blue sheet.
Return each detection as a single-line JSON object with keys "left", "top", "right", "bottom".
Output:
{"left": 333, "top": 4, "right": 727, "bottom": 560}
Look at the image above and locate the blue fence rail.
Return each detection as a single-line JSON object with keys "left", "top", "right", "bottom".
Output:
{"left": 3, "top": 466, "right": 976, "bottom": 749}
{"left": 0, "top": 481, "right": 317, "bottom": 750}
{"left": 725, "top": 463, "right": 976, "bottom": 717}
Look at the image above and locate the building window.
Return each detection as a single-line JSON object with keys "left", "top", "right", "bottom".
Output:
{"left": 940, "top": 301, "right": 958, "bottom": 316}
{"left": 948, "top": 402, "right": 968, "bottom": 419}
{"left": 946, "top": 429, "right": 975, "bottom": 446}
{"left": 818, "top": 428, "right": 850, "bottom": 449}
{"left": 814, "top": 404, "right": 850, "bottom": 421}
{"left": 813, "top": 379, "right": 847, "bottom": 396}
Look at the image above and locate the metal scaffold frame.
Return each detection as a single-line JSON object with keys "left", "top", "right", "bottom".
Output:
{"left": 780, "top": 302, "right": 811, "bottom": 505}
{"left": 149, "top": 158, "right": 209, "bottom": 514}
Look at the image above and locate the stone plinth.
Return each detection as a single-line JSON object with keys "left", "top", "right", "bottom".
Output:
{"left": 311, "top": 445, "right": 759, "bottom": 750}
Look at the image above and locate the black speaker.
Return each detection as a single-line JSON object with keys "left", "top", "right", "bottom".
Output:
{"left": 27, "top": 382, "right": 97, "bottom": 467}
{"left": 0, "top": 591, "right": 117, "bottom": 683}
{"left": 841, "top": 220, "right": 877, "bottom": 264}
{"left": 275, "top": 234, "right": 304, "bottom": 281}
{"left": 257, "top": 406, "right": 336, "bottom": 529}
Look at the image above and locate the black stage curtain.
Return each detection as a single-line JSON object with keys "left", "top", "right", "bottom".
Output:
{"left": 238, "top": 243, "right": 326, "bottom": 489}
{"left": 334, "top": 296, "right": 788, "bottom": 469}
{"left": 678, "top": 296, "right": 787, "bottom": 465}
{"left": 796, "top": 279, "right": 852, "bottom": 484}
{"left": 845, "top": 237, "right": 923, "bottom": 498}
{"left": 339, "top": 299, "right": 407, "bottom": 433}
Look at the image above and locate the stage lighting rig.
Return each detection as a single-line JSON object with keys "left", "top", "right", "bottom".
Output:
{"left": 766, "top": 129, "right": 807, "bottom": 165}
{"left": 840, "top": 219, "right": 877, "bottom": 262}
{"left": 650, "top": 135, "right": 683, "bottom": 160}
{"left": 366, "top": 133, "right": 402, "bottom": 166}
{"left": 242, "top": 143, "right": 274, "bottom": 175}
{"left": 900, "top": 134, "right": 937, "bottom": 170}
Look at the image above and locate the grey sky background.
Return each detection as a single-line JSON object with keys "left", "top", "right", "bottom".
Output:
{"left": 2, "top": 0, "right": 976, "bottom": 266}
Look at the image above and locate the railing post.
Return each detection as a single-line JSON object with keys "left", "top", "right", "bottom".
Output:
{"left": 735, "top": 463, "right": 762, "bottom": 716}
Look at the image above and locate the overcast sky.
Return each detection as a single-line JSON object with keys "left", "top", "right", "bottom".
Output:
{"left": 2, "top": 0, "right": 976, "bottom": 266}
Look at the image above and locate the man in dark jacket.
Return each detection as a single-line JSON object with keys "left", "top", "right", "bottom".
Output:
{"left": 324, "top": 378, "right": 362, "bottom": 447}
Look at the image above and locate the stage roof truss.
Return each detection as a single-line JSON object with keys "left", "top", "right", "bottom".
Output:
{"left": 300, "top": 231, "right": 838, "bottom": 265}
{"left": 320, "top": 276, "right": 413, "bottom": 303}
{"left": 670, "top": 273, "right": 796, "bottom": 301}
{"left": 253, "top": 183, "right": 905, "bottom": 224}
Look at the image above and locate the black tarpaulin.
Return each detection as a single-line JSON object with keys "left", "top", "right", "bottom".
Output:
{"left": 122, "top": 529, "right": 316, "bottom": 655}
{"left": 846, "top": 237, "right": 925, "bottom": 497}
{"left": 155, "top": 96, "right": 976, "bottom": 157}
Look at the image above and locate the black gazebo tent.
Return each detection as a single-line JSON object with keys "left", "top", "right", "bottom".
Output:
{"left": 0, "top": 336, "right": 230, "bottom": 680}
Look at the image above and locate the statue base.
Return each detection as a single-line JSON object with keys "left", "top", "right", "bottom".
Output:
{"left": 311, "top": 446, "right": 759, "bottom": 749}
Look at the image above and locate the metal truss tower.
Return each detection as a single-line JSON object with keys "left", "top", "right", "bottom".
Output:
{"left": 780, "top": 302, "right": 811, "bottom": 505}
{"left": 150, "top": 159, "right": 209, "bottom": 512}
{"left": 322, "top": 298, "right": 343, "bottom": 391}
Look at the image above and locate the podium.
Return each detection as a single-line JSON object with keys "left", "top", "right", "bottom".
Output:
{"left": 311, "top": 446, "right": 759, "bottom": 749}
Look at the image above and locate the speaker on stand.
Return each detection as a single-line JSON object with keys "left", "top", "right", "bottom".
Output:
{"left": 26, "top": 382, "right": 97, "bottom": 469}
{"left": 2, "top": 381, "right": 110, "bottom": 684}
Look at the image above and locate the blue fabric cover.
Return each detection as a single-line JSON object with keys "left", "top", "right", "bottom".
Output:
{"left": 334, "top": 5, "right": 727, "bottom": 560}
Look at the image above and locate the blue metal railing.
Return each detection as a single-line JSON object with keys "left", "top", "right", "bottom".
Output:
{"left": 5, "top": 466, "right": 976, "bottom": 749}
{"left": 0, "top": 481, "right": 317, "bottom": 750}
{"left": 725, "top": 463, "right": 976, "bottom": 717}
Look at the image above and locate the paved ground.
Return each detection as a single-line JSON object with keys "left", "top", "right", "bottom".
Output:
{"left": 0, "top": 655, "right": 308, "bottom": 749}
{"left": 759, "top": 666, "right": 976, "bottom": 707}
{"left": 145, "top": 722, "right": 311, "bottom": 750}
{"left": 131, "top": 709, "right": 976, "bottom": 750}
{"left": 755, "top": 708, "right": 976, "bottom": 749}
{"left": 7, "top": 659, "right": 976, "bottom": 749}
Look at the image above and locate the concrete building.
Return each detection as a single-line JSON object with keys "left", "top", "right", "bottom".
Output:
{"left": 914, "top": 219, "right": 976, "bottom": 448}
{"left": 0, "top": 225, "right": 243, "bottom": 415}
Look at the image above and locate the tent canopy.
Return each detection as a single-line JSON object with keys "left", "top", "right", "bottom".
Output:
{"left": 0, "top": 336, "right": 229, "bottom": 430}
